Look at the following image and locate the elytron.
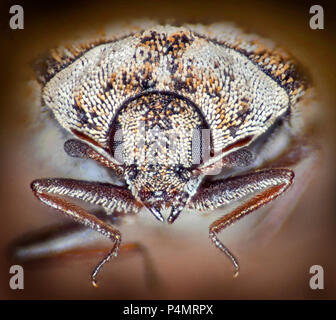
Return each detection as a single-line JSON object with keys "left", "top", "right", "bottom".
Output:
{"left": 29, "top": 22, "right": 311, "bottom": 286}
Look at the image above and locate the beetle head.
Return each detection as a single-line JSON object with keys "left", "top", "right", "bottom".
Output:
{"left": 110, "top": 92, "right": 209, "bottom": 222}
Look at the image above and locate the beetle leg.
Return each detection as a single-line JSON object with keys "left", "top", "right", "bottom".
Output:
{"left": 189, "top": 168, "right": 294, "bottom": 277}
{"left": 31, "top": 178, "right": 141, "bottom": 287}
{"left": 64, "top": 139, "right": 124, "bottom": 176}
{"left": 9, "top": 221, "right": 159, "bottom": 289}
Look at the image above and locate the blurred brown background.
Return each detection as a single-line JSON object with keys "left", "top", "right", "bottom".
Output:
{"left": 0, "top": 0, "right": 336, "bottom": 299}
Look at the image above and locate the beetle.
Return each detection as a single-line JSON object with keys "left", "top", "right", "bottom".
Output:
{"left": 29, "top": 23, "right": 311, "bottom": 287}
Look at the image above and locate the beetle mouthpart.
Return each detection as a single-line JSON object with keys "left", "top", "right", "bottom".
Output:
{"left": 167, "top": 207, "right": 183, "bottom": 224}
{"left": 148, "top": 206, "right": 165, "bottom": 222}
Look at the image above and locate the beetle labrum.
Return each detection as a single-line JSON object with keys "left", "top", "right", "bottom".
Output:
{"left": 30, "top": 23, "right": 311, "bottom": 287}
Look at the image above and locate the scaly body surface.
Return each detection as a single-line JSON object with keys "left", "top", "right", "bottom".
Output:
{"left": 28, "top": 23, "right": 312, "bottom": 286}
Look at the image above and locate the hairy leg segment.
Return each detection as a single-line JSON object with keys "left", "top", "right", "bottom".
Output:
{"left": 190, "top": 168, "right": 294, "bottom": 276}
{"left": 30, "top": 178, "right": 140, "bottom": 287}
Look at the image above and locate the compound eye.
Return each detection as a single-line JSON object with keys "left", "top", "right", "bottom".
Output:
{"left": 109, "top": 122, "right": 124, "bottom": 163}
{"left": 191, "top": 127, "right": 214, "bottom": 165}
{"left": 174, "top": 165, "right": 191, "bottom": 181}
{"left": 127, "top": 164, "right": 139, "bottom": 180}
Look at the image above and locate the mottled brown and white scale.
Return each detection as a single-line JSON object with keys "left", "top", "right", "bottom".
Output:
{"left": 29, "top": 22, "right": 312, "bottom": 286}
